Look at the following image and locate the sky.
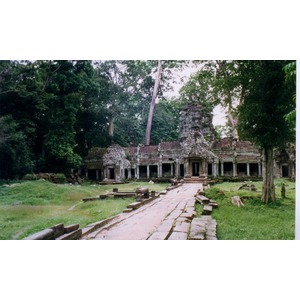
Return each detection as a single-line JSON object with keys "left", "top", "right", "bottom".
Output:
{"left": 165, "top": 62, "right": 227, "bottom": 127}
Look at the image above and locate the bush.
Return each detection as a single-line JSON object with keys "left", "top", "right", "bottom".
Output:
{"left": 22, "top": 173, "right": 66, "bottom": 184}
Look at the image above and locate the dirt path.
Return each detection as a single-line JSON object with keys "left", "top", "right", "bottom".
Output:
{"left": 82, "top": 183, "right": 202, "bottom": 240}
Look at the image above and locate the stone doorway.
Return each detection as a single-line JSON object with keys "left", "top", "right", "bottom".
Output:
{"left": 109, "top": 168, "right": 115, "bottom": 180}
{"left": 282, "top": 165, "right": 289, "bottom": 177}
{"left": 192, "top": 162, "right": 200, "bottom": 176}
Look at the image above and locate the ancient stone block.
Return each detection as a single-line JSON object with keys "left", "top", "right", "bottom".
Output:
{"left": 189, "top": 230, "right": 205, "bottom": 240}
{"left": 64, "top": 224, "right": 80, "bottom": 233}
{"left": 82, "top": 197, "right": 99, "bottom": 202}
{"left": 127, "top": 202, "right": 143, "bottom": 209}
{"left": 24, "top": 228, "right": 55, "bottom": 240}
{"left": 180, "top": 212, "right": 195, "bottom": 220}
{"left": 168, "top": 231, "right": 188, "bottom": 240}
{"left": 203, "top": 205, "right": 212, "bottom": 215}
{"left": 173, "top": 221, "right": 190, "bottom": 233}
{"left": 50, "top": 223, "right": 64, "bottom": 238}
{"left": 123, "top": 208, "right": 134, "bottom": 213}
{"left": 56, "top": 229, "right": 82, "bottom": 240}
{"left": 206, "top": 235, "right": 217, "bottom": 240}
{"left": 148, "top": 231, "right": 169, "bottom": 240}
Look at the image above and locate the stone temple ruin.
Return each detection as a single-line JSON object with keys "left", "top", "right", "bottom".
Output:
{"left": 83, "top": 103, "right": 295, "bottom": 182}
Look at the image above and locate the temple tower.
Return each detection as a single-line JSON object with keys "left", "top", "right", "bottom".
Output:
{"left": 179, "top": 102, "right": 214, "bottom": 143}
{"left": 179, "top": 102, "right": 216, "bottom": 180}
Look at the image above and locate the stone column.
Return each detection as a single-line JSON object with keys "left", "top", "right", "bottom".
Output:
{"left": 128, "top": 168, "right": 131, "bottom": 179}
{"left": 147, "top": 165, "right": 150, "bottom": 178}
{"left": 220, "top": 161, "right": 224, "bottom": 176}
{"left": 85, "top": 168, "right": 89, "bottom": 179}
{"left": 158, "top": 163, "right": 162, "bottom": 178}
{"left": 258, "top": 162, "right": 262, "bottom": 177}
{"left": 213, "top": 162, "right": 218, "bottom": 177}
{"left": 134, "top": 167, "right": 137, "bottom": 179}
{"left": 233, "top": 161, "right": 237, "bottom": 177}
{"left": 184, "top": 158, "right": 189, "bottom": 177}
{"left": 170, "top": 163, "right": 174, "bottom": 177}
{"left": 175, "top": 160, "right": 180, "bottom": 178}
{"left": 246, "top": 163, "right": 250, "bottom": 177}
{"left": 136, "top": 165, "right": 140, "bottom": 179}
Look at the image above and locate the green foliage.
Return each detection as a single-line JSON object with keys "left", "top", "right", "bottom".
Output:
{"left": 0, "top": 115, "right": 33, "bottom": 178}
{"left": 238, "top": 60, "right": 295, "bottom": 148}
{"left": 149, "top": 99, "right": 183, "bottom": 144}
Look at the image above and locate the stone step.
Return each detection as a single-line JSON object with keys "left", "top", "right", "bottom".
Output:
{"left": 127, "top": 201, "right": 144, "bottom": 210}
{"left": 64, "top": 224, "right": 80, "bottom": 233}
{"left": 56, "top": 228, "right": 82, "bottom": 240}
{"left": 203, "top": 205, "right": 213, "bottom": 215}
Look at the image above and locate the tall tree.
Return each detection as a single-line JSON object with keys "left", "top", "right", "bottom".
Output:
{"left": 145, "top": 60, "right": 163, "bottom": 145}
{"left": 238, "top": 60, "right": 295, "bottom": 203}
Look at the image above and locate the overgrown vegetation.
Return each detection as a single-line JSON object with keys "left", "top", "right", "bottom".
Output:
{"left": 198, "top": 179, "right": 295, "bottom": 239}
{"left": 0, "top": 180, "right": 168, "bottom": 240}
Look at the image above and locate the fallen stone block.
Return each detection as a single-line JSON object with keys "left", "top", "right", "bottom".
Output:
{"left": 24, "top": 228, "right": 55, "bottom": 240}
{"left": 82, "top": 197, "right": 99, "bottom": 202}
{"left": 189, "top": 230, "right": 205, "bottom": 240}
{"left": 56, "top": 229, "right": 82, "bottom": 240}
{"left": 81, "top": 215, "right": 118, "bottom": 238}
{"left": 64, "top": 224, "right": 80, "bottom": 233}
{"left": 99, "top": 194, "right": 108, "bottom": 199}
{"left": 203, "top": 205, "right": 213, "bottom": 215}
{"left": 50, "top": 223, "right": 64, "bottom": 238}
{"left": 209, "top": 201, "right": 219, "bottom": 208}
{"left": 160, "top": 190, "right": 167, "bottom": 195}
{"left": 123, "top": 208, "right": 134, "bottom": 213}
{"left": 231, "top": 195, "right": 244, "bottom": 207}
{"left": 127, "top": 201, "right": 144, "bottom": 210}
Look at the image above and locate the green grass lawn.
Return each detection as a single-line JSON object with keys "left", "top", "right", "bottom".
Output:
{"left": 200, "top": 179, "right": 295, "bottom": 240}
{"left": 0, "top": 180, "right": 168, "bottom": 240}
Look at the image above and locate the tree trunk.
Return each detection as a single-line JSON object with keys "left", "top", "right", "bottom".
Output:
{"left": 145, "top": 60, "right": 163, "bottom": 145}
{"left": 108, "top": 113, "right": 114, "bottom": 144}
{"left": 227, "top": 91, "right": 239, "bottom": 140}
{"left": 261, "top": 147, "right": 276, "bottom": 203}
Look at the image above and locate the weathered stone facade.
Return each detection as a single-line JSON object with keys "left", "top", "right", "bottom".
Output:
{"left": 84, "top": 103, "right": 295, "bottom": 181}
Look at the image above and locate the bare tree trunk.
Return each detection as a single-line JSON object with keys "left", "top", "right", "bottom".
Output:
{"left": 145, "top": 60, "right": 163, "bottom": 145}
{"left": 227, "top": 91, "right": 239, "bottom": 140}
{"left": 108, "top": 113, "right": 114, "bottom": 144}
{"left": 261, "top": 147, "right": 276, "bottom": 203}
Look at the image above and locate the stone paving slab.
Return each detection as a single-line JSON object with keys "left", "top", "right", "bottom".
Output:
{"left": 148, "top": 231, "right": 170, "bottom": 240}
{"left": 168, "top": 231, "right": 188, "bottom": 240}
{"left": 85, "top": 183, "right": 202, "bottom": 240}
{"left": 173, "top": 221, "right": 190, "bottom": 233}
{"left": 180, "top": 212, "right": 195, "bottom": 220}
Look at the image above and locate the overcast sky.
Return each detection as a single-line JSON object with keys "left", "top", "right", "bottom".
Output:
{"left": 164, "top": 63, "right": 227, "bottom": 127}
